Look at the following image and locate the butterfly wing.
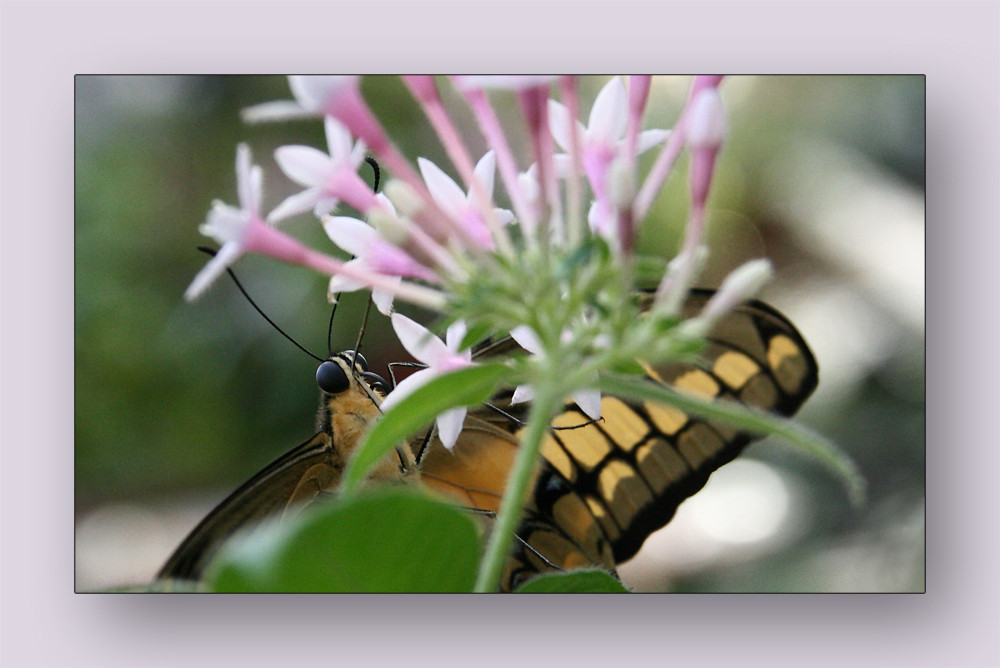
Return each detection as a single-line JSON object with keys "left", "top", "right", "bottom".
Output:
{"left": 157, "top": 432, "right": 341, "bottom": 581}
{"left": 420, "top": 290, "right": 819, "bottom": 589}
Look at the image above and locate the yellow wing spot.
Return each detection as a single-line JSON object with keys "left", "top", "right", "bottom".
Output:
{"left": 599, "top": 460, "right": 654, "bottom": 527}
{"left": 552, "top": 427, "right": 613, "bottom": 472}
{"left": 768, "top": 334, "right": 809, "bottom": 394}
{"left": 552, "top": 493, "right": 601, "bottom": 548}
{"left": 635, "top": 439, "right": 690, "bottom": 493}
{"left": 677, "top": 423, "right": 726, "bottom": 468}
{"left": 644, "top": 401, "right": 688, "bottom": 435}
{"left": 674, "top": 369, "right": 721, "bottom": 398}
{"left": 601, "top": 397, "right": 649, "bottom": 451}
{"left": 541, "top": 437, "right": 576, "bottom": 482}
{"left": 585, "top": 494, "right": 620, "bottom": 540}
{"left": 713, "top": 350, "right": 761, "bottom": 390}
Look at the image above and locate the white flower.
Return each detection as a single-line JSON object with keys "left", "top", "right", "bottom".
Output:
{"left": 185, "top": 144, "right": 265, "bottom": 301}
{"left": 323, "top": 195, "right": 438, "bottom": 315}
{"left": 381, "top": 314, "right": 474, "bottom": 449}
{"left": 549, "top": 77, "right": 670, "bottom": 179}
{"left": 509, "top": 326, "right": 602, "bottom": 420}
{"left": 241, "top": 75, "right": 359, "bottom": 123}
{"left": 418, "top": 151, "right": 514, "bottom": 250}
{"left": 268, "top": 116, "right": 368, "bottom": 224}
{"left": 548, "top": 77, "right": 669, "bottom": 239}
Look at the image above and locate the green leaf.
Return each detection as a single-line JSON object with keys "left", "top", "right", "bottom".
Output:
{"left": 341, "top": 362, "right": 514, "bottom": 494}
{"left": 599, "top": 373, "right": 867, "bottom": 507}
{"left": 207, "top": 489, "right": 480, "bottom": 592}
{"left": 514, "top": 570, "right": 630, "bottom": 593}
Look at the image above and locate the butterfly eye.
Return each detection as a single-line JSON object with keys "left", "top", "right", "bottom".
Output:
{"left": 341, "top": 350, "right": 368, "bottom": 371}
{"left": 361, "top": 371, "right": 390, "bottom": 394}
{"left": 316, "top": 360, "right": 350, "bottom": 394}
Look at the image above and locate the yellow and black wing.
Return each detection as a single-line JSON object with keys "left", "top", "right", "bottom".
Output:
{"left": 420, "top": 289, "right": 819, "bottom": 589}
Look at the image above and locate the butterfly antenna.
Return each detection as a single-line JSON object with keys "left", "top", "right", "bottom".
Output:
{"left": 387, "top": 361, "right": 427, "bottom": 390}
{"left": 365, "top": 155, "right": 381, "bottom": 193}
{"left": 349, "top": 297, "right": 374, "bottom": 371}
{"left": 196, "top": 246, "right": 325, "bottom": 363}
{"left": 464, "top": 508, "right": 567, "bottom": 573}
{"left": 483, "top": 401, "right": 602, "bottom": 431}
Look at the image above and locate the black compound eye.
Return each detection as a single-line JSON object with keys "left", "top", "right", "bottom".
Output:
{"left": 316, "top": 360, "right": 350, "bottom": 394}
{"left": 360, "top": 371, "right": 390, "bottom": 394}
{"left": 341, "top": 350, "right": 368, "bottom": 371}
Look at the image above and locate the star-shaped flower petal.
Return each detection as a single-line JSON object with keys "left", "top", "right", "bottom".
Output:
{"left": 548, "top": 77, "right": 669, "bottom": 222}
{"left": 185, "top": 144, "right": 266, "bottom": 301}
{"left": 380, "top": 314, "right": 474, "bottom": 449}
{"left": 268, "top": 116, "right": 370, "bottom": 224}
{"left": 418, "top": 151, "right": 514, "bottom": 250}
{"left": 242, "top": 76, "right": 359, "bottom": 123}
{"left": 322, "top": 195, "right": 438, "bottom": 314}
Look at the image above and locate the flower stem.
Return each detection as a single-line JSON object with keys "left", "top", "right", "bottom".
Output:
{"left": 473, "top": 384, "right": 560, "bottom": 592}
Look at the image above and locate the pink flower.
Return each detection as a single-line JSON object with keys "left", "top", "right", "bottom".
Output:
{"left": 417, "top": 151, "right": 514, "bottom": 250}
{"left": 686, "top": 87, "right": 727, "bottom": 210}
{"left": 241, "top": 76, "right": 359, "bottom": 123}
{"left": 185, "top": 144, "right": 285, "bottom": 300}
{"left": 323, "top": 195, "right": 439, "bottom": 315}
{"left": 381, "top": 314, "right": 474, "bottom": 449}
{"left": 268, "top": 116, "right": 373, "bottom": 224}
{"left": 548, "top": 77, "right": 669, "bottom": 239}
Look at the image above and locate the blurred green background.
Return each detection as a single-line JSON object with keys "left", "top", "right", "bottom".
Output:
{"left": 75, "top": 75, "right": 924, "bottom": 592}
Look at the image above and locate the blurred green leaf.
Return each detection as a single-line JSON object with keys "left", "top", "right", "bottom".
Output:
{"left": 515, "top": 570, "right": 630, "bottom": 593}
{"left": 208, "top": 489, "right": 480, "bottom": 592}
{"left": 341, "top": 362, "right": 514, "bottom": 493}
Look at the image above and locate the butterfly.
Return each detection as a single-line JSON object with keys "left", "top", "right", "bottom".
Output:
{"left": 157, "top": 289, "right": 818, "bottom": 590}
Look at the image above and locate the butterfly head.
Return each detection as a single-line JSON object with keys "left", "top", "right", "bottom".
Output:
{"left": 315, "top": 350, "right": 417, "bottom": 482}
{"left": 316, "top": 351, "right": 390, "bottom": 399}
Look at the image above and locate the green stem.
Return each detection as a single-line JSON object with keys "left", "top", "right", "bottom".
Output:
{"left": 473, "top": 385, "right": 560, "bottom": 592}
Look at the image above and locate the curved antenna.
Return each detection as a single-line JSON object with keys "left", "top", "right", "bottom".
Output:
{"left": 196, "top": 246, "right": 325, "bottom": 363}
{"left": 349, "top": 298, "right": 375, "bottom": 371}
{"left": 365, "top": 155, "right": 381, "bottom": 193}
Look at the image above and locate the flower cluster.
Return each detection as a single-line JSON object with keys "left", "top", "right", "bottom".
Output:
{"left": 187, "top": 75, "right": 774, "bottom": 452}
{"left": 181, "top": 74, "right": 817, "bottom": 594}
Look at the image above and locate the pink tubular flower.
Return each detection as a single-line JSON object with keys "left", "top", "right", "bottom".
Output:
{"left": 686, "top": 87, "right": 727, "bottom": 212}
{"left": 381, "top": 314, "right": 474, "bottom": 449}
{"left": 418, "top": 151, "right": 514, "bottom": 250}
{"left": 323, "top": 194, "right": 439, "bottom": 315}
{"left": 268, "top": 116, "right": 374, "bottom": 224}
{"left": 241, "top": 76, "right": 360, "bottom": 123}
{"left": 548, "top": 77, "right": 669, "bottom": 241}
{"left": 186, "top": 145, "right": 447, "bottom": 310}
{"left": 185, "top": 144, "right": 265, "bottom": 300}
{"left": 185, "top": 143, "right": 330, "bottom": 301}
